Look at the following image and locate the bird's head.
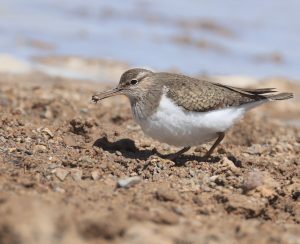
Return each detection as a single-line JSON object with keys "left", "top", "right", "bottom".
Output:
{"left": 92, "top": 68, "right": 153, "bottom": 102}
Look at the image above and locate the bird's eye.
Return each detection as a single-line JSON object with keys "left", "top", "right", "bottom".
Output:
{"left": 130, "top": 79, "right": 138, "bottom": 85}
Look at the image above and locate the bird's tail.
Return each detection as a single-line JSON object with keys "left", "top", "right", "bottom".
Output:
{"left": 267, "top": 92, "right": 294, "bottom": 101}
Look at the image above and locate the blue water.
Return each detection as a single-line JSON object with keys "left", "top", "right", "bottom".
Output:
{"left": 1, "top": 0, "right": 300, "bottom": 78}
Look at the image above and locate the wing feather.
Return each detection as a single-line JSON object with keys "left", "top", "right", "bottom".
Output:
{"left": 155, "top": 73, "right": 272, "bottom": 112}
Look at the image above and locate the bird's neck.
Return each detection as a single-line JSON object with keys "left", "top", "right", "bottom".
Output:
{"left": 130, "top": 88, "right": 163, "bottom": 120}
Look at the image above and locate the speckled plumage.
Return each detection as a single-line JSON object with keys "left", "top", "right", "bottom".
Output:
{"left": 149, "top": 72, "right": 284, "bottom": 112}
{"left": 92, "top": 68, "right": 293, "bottom": 117}
{"left": 91, "top": 68, "right": 293, "bottom": 159}
{"left": 112, "top": 69, "right": 292, "bottom": 115}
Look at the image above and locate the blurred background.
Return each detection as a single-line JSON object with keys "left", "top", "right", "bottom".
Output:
{"left": 1, "top": 2, "right": 300, "bottom": 243}
{"left": 0, "top": 0, "right": 300, "bottom": 82}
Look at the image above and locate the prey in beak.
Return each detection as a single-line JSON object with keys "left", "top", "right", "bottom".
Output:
{"left": 91, "top": 88, "right": 121, "bottom": 103}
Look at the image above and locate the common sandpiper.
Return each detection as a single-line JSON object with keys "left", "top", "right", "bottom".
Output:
{"left": 92, "top": 68, "right": 293, "bottom": 160}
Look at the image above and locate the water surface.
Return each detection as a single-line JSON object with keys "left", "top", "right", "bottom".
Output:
{"left": 1, "top": 0, "right": 300, "bottom": 79}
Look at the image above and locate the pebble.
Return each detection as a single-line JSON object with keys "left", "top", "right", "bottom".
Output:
{"left": 63, "top": 134, "right": 77, "bottom": 147}
{"left": 0, "top": 136, "right": 7, "bottom": 143}
{"left": 139, "top": 141, "right": 151, "bottom": 148}
{"left": 244, "top": 171, "right": 280, "bottom": 198}
{"left": 44, "top": 108, "right": 53, "bottom": 119}
{"left": 42, "top": 127, "right": 54, "bottom": 138}
{"left": 79, "top": 156, "right": 94, "bottom": 164}
{"left": 91, "top": 170, "right": 100, "bottom": 180}
{"left": 242, "top": 170, "right": 264, "bottom": 192}
{"left": 33, "top": 144, "right": 48, "bottom": 153}
{"left": 209, "top": 175, "right": 219, "bottom": 182}
{"left": 220, "top": 157, "right": 239, "bottom": 173}
{"left": 257, "top": 185, "right": 277, "bottom": 198}
{"left": 117, "top": 176, "right": 141, "bottom": 188}
{"left": 53, "top": 186, "right": 65, "bottom": 193}
{"left": 71, "top": 169, "right": 83, "bottom": 181}
{"left": 286, "top": 183, "right": 300, "bottom": 200}
{"left": 244, "top": 144, "right": 264, "bottom": 155}
{"left": 80, "top": 108, "right": 89, "bottom": 114}
{"left": 48, "top": 163, "right": 59, "bottom": 169}
{"left": 53, "top": 168, "right": 69, "bottom": 181}
{"left": 156, "top": 188, "right": 179, "bottom": 202}
{"left": 9, "top": 148, "right": 17, "bottom": 153}
{"left": 25, "top": 137, "right": 32, "bottom": 143}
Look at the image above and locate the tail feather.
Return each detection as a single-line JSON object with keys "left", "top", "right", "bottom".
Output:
{"left": 243, "top": 88, "right": 277, "bottom": 94}
{"left": 213, "top": 82, "right": 293, "bottom": 101}
{"left": 267, "top": 92, "right": 293, "bottom": 101}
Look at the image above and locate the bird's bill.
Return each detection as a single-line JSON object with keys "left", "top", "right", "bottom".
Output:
{"left": 91, "top": 88, "right": 121, "bottom": 103}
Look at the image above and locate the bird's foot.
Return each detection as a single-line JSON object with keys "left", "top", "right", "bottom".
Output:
{"left": 153, "top": 147, "right": 191, "bottom": 161}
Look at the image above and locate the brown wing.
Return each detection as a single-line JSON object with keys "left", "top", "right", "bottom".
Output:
{"left": 159, "top": 73, "right": 272, "bottom": 112}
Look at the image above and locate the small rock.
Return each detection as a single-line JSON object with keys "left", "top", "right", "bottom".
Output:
{"left": 33, "top": 145, "right": 47, "bottom": 153}
{"left": 293, "top": 191, "right": 300, "bottom": 201}
{"left": 8, "top": 148, "right": 17, "bottom": 153}
{"left": 44, "top": 108, "right": 53, "bottom": 119}
{"left": 257, "top": 185, "right": 277, "bottom": 198}
{"left": 91, "top": 170, "right": 100, "bottom": 180}
{"left": 48, "top": 163, "right": 59, "bottom": 169}
{"left": 220, "top": 157, "right": 239, "bottom": 173}
{"left": 242, "top": 170, "right": 264, "bottom": 192}
{"left": 139, "top": 141, "right": 151, "bottom": 148}
{"left": 69, "top": 118, "right": 93, "bottom": 135}
{"left": 192, "top": 195, "right": 203, "bottom": 206}
{"left": 54, "top": 168, "right": 69, "bottom": 181}
{"left": 80, "top": 108, "right": 89, "bottom": 114}
{"left": 79, "top": 156, "right": 93, "bottom": 164}
{"left": 25, "top": 137, "right": 32, "bottom": 143}
{"left": 63, "top": 134, "right": 77, "bottom": 147}
{"left": 0, "top": 136, "right": 6, "bottom": 143}
{"left": 244, "top": 144, "right": 264, "bottom": 155}
{"left": 156, "top": 188, "right": 179, "bottom": 202}
{"left": 53, "top": 186, "right": 65, "bottom": 193}
{"left": 71, "top": 169, "right": 82, "bottom": 181}
{"left": 261, "top": 172, "right": 280, "bottom": 189}
{"left": 243, "top": 171, "right": 279, "bottom": 198}
{"left": 286, "top": 183, "right": 300, "bottom": 200}
{"left": 214, "top": 176, "right": 227, "bottom": 186}
{"left": 42, "top": 127, "right": 54, "bottom": 138}
{"left": 62, "top": 159, "right": 78, "bottom": 167}
{"left": 117, "top": 176, "right": 141, "bottom": 188}
{"left": 24, "top": 150, "right": 33, "bottom": 155}
{"left": 209, "top": 175, "right": 219, "bottom": 182}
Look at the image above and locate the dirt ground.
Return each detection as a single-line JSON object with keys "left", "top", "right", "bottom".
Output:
{"left": 0, "top": 71, "right": 299, "bottom": 244}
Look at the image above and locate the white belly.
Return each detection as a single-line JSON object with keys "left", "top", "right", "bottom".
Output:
{"left": 133, "top": 95, "right": 264, "bottom": 147}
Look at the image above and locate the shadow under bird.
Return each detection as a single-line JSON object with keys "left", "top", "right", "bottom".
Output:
{"left": 92, "top": 68, "right": 293, "bottom": 160}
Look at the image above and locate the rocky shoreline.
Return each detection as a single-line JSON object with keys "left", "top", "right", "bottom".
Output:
{"left": 0, "top": 60, "right": 299, "bottom": 243}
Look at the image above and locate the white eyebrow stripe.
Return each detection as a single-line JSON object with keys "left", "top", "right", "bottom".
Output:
{"left": 136, "top": 72, "right": 150, "bottom": 81}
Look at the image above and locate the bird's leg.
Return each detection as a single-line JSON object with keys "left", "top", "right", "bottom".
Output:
{"left": 202, "top": 132, "right": 225, "bottom": 161}
{"left": 155, "top": 146, "right": 191, "bottom": 160}
{"left": 202, "top": 132, "right": 225, "bottom": 160}
{"left": 168, "top": 146, "right": 191, "bottom": 160}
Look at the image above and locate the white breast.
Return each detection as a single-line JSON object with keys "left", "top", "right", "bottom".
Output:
{"left": 133, "top": 94, "right": 265, "bottom": 147}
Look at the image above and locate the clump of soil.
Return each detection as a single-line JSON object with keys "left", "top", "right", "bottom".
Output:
{"left": 0, "top": 72, "right": 299, "bottom": 244}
